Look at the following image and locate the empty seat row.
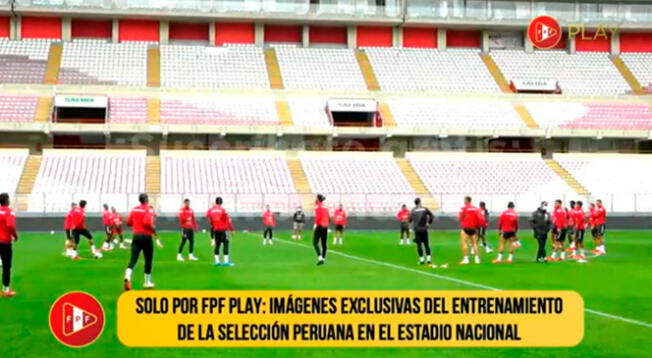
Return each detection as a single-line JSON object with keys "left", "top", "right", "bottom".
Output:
{"left": 365, "top": 47, "right": 499, "bottom": 93}
{"left": 491, "top": 50, "right": 630, "bottom": 95}
{"left": 0, "top": 95, "right": 39, "bottom": 122}
{"left": 59, "top": 40, "right": 148, "bottom": 86}
{"left": 161, "top": 44, "right": 269, "bottom": 89}
{"left": 0, "top": 149, "right": 28, "bottom": 194}
{"left": 0, "top": 39, "right": 50, "bottom": 84}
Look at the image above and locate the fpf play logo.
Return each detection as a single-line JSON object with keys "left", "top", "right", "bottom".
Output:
{"left": 528, "top": 15, "right": 562, "bottom": 49}
{"left": 49, "top": 292, "right": 105, "bottom": 347}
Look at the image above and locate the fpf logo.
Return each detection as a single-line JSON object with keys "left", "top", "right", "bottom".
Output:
{"left": 49, "top": 292, "right": 105, "bottom": 347}
{"left": 528, "top": 15, "right": 562, "bottom": 50}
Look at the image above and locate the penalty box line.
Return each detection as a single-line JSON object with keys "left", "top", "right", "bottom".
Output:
{"left": 268, "top": 236, "right": 652, "bottom": 330}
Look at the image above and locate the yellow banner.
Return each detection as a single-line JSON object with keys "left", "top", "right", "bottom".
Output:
{"left": 117, "top": 290, "right": 583, "bottom": 347}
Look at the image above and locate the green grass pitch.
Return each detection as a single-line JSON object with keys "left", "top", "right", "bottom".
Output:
{"left": 0, "top": 229, "right": 650, "bottom": 357}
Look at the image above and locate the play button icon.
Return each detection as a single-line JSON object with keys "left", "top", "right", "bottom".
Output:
{"left": 50, "top": 292, "right": 105, "bottom": 347}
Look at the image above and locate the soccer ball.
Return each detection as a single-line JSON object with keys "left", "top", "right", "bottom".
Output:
{"left": 50, "top": 230, "right": 55, "bottom": 235}
{"left": 202, "top": 229, "right": 207, "bottom": 234}
{"left": 94, "top": 252, "right": 103, "bottom": 259}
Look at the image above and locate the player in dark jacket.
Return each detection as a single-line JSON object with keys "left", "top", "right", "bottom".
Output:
{"left": 410, "top": 198, "right": 435, "bottom": 266}
{"left": 530, "top": 201, "right": 552, "bottom": 263}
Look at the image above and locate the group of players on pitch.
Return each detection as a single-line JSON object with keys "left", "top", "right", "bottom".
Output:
{"left": 394, "top": 196, "right": 607, "bottom": 267}
{"left": 0, "top": 191, "right": 609, "bottom": 295}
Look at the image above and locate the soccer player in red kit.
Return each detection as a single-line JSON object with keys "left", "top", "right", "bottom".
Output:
{"left": 591, "top": 199, "right": 607, "bottom": 255}
{"left": 313, "top": 194, "right": 330, "bottom": 266}
{"left": 492, "top": 202, "right": 518, "bottom": 264}
{"left": 333, "top": 204, "right": 347, "bottom": 245}
{"left": 0, "top": 193, "right": 18, "bottom": 297}
{"left": 71, "top": 200, "right": 102, "bottom": 259}
{"left": 111, "top": 206, "right": 126, "bottom": 249}
{"left": 458, "top": 196, "right": 484, "bottom": 264}
{"left": 64, "top": 202, "right": 76, "bottom": 257}
{"left": 397, "top": 204, "right": 411, "bottom": 245}
{"left": 262, "top": 205, "right": 275, "bottom": 246}
{"left": 177, "top": 198, "right": 199, "bottom": 262}
{"left": 549, "top": 199, "right": 568, "bottom": 261}
{"left": 570, "top": 201, "right": 588, "bottom": 263}
{"left": 124, "top": 193, "right": 156, "bottom": 290}
{"left": 207, "top": 197, "right": 235, "bottom": 266}
{"left": 102, "top": 203, "right": 113, "bottom": 251}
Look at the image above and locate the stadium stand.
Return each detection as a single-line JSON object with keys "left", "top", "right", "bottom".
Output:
{"left": 490, "top": 50, "right": 630, "bottom": 95}
{"left": 387, "top": 98, "right": 524, "bottom": 129}
{"left": 0, "top": 149, "right": 29, "bottom": 195}
{"left": 299, "top": 152, "right": 414, "bottom": 212}
{"left": 364, "top": 48, "right": 500, "bottom": 93}
{"left": 406, "top": 152, "right": 576, "bottom": 212}
{"left": 0, "top": 39, "right": 51, "bottom": 84}
{"left": 287, "top": 97, "right": 331, "bottom": 127}
{"left": 524, "top": 101, "right": 652, "bottom": 130}
{"left": 109, "top": 97, "right": 149, "bottom": 124}
{"left": 159, "top": 96, "right": 278, "bottom": 125}
{"left": 274, "top": 47, "right": 368, "bottom": 91}
{"left": 620, "top": 52, "right": 652, "bottom": 87}
{"left": 554, "top": 153, "right": 652, "bottom": 212}
{"left": 59, "top": 40, "right": 148, "bottom": 86}
{"left": 0, "top": 95, "right": 39, "bottom": 122}
{"left": 160, "top": 151, "right": 296, "bottom": 212}
{"left": 160, "top": 44, "right": 269, "bottom": 89}
{"left": 29, "top": 150, "right": 146, "bottom": 213}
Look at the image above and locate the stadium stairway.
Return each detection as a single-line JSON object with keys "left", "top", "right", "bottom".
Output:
{"left": 43, "top": 42, "right": 62, "bottom": 85}
{"left": 16, "top": 155, "right": 42, "bottom": 211}
{"left": 395, "top": 159, "right": 440, "bottom": 211}
{"left": 146, "top": 156, "right": 161, "bottom": 195}
{"left": 610, "top": 55, "right": 645, "bottom": 95}
{"left": 513, "top": 104, "right": 539, "bottom": 129}
{"left": 147, "top": 45, "right": 161, "bottom": 87}
{"left": 264, "top": 49, "right": 284, "bottom": 90}
{"left": 544, "top": 159, "right": 591, "bottom": 196}
{"left": 287, "top": 159, "right": 310, "bottom": 194}
{"left": 34, "top": 97, "right": 52, "bottom": 122}
{"left": 287, "top": 159, "right": 315, "bottom": 210}
{"left": 378, "top": 102, "right": 397, "bottom": 127}
{"left": 480, "top": 54, "right": 513, "bottom": 93}
{"left": 355, "top": 50, "right": 380, "bottom": 91}
{"left": 276, "top": 101, "right": 293, "bottom": 126}
{"left": 147, "top": 98, "right": 161, "bottom": 124}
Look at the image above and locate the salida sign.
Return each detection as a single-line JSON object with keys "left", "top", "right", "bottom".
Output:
{"left": 528, "top": 15, "right": 618, "bottom": 50}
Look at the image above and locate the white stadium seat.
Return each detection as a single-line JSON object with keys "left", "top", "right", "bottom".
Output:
{"left": 0, "top": 95, "right": 39, "bottom": 122}
{"left": 160, "top": 151, "right": 296, "bottom": 213}
{"left": 160, "top": 96, "right": 278, "bottom": 126}
{"left": 275, "top": 47, "right": 367, "bottom": 91}
{"left": 388, "top": 98, "right": 523, "bottom": 128}
{"left": 491, "top": 50, "right": 630, "bottom": 95}
{"left": 0, "top": 149, "right": 28, "bottom": 195}
{"left": 299, "top": 152, "right": 414, "bottom": 213}
{"left": 407, "top": 152, "right": 575, "bottom": 212}
{"left": 364, "top": 47, "right": 499, "bottom": 93}
{"left": 161, "top": 44, "right": 269, "bottom": 89}
{"left": 620, "top": 52, "right": 652, "bottom": 86}
{"left": 29, "top": 150, "right": 146, "bottom": 213}
{"left": 554, "top": 153, "right": 652, "bottom": 212}
{"left": 109, "top": 97, "right": 149, "bottom": 124}
{"left": 525, "top": 101, "right": 652, "bottom": 130}
{"left": 0, "top": 39, "right": 51, "bottom": 84}
{"left": 59, "top": 40, "right": 148, "bottom": 86}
